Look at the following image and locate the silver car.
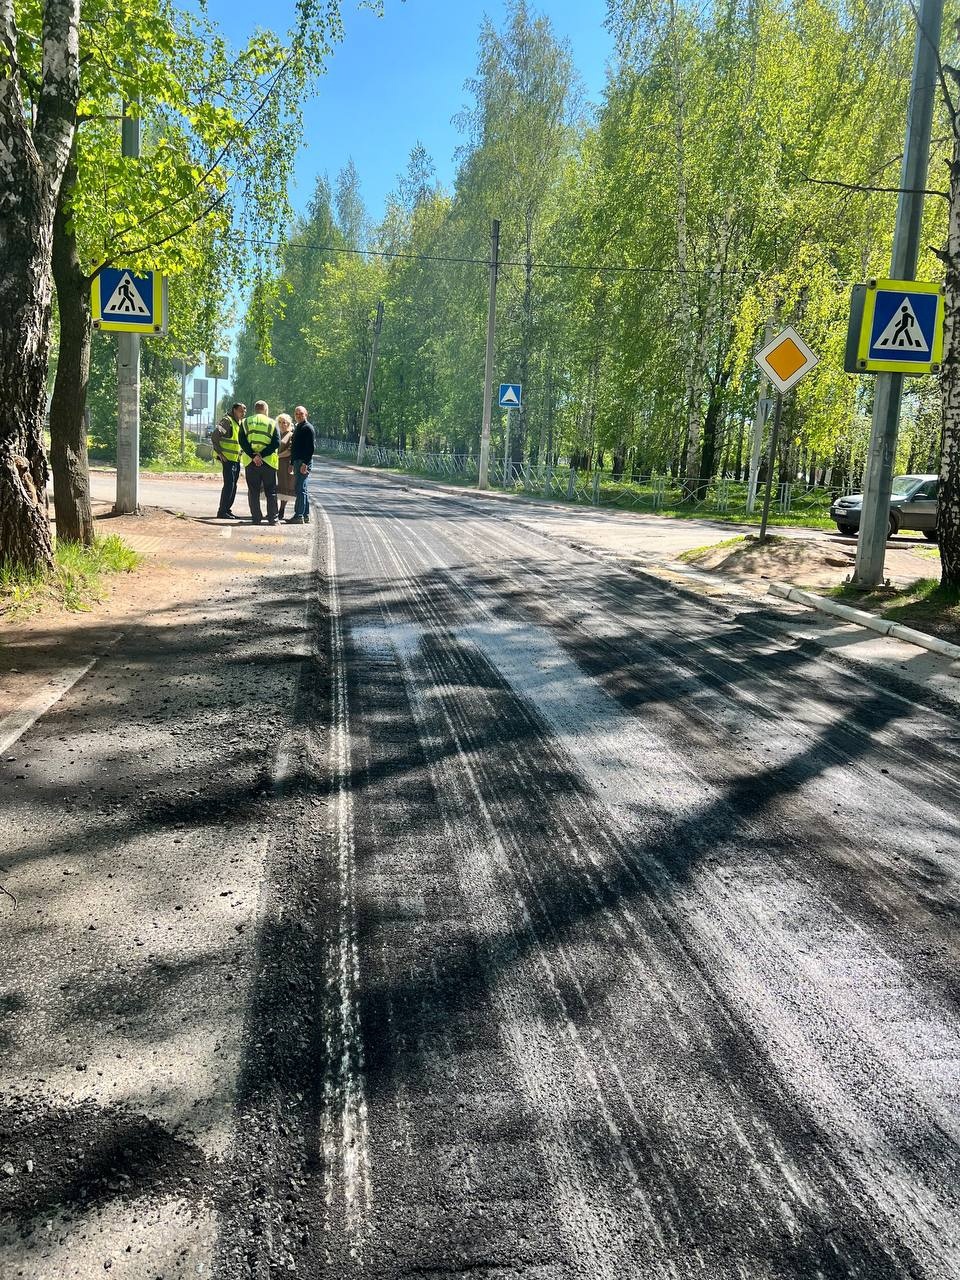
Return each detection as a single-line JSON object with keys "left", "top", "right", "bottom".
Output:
{"left": 830, "top": 473, "right": 939, "bottom": 541}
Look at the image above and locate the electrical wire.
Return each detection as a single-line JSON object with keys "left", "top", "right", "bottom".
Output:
{"left": 236, "top": 235, "right": 765, "bottom": 279}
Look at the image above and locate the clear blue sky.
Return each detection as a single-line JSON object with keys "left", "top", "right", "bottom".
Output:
{"left": 205, "top": 0, "right": 613, "bottom": 225}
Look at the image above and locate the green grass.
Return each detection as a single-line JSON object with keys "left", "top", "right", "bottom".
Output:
{"left": 1, "top": 534, "right": 142, "bottom": 617}
{"left": 677, "top": 535, "right": 751, "bottom": 562}
{"left": 827, "top": 576, "right": 960, "bottom": 638}
{"left": 143, "top": 455, "right": 219, "bottom": 473}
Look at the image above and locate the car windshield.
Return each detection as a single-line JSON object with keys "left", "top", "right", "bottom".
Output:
{"left": 891, "top": 475, "right": 925, "bottom": 497}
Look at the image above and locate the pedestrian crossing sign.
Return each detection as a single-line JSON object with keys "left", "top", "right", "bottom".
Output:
{"left": 91, "top": 268, "right": 168, "bottom": 334}
{"left": 845, "top": 278, "right": 944, "bottom": 374}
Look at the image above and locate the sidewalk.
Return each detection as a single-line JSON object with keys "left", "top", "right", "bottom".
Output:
{"left": 0, "top": 499, "right": 302, "bottom": 723}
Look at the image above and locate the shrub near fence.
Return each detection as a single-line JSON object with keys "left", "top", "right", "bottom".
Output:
{"left": 315, "top": 437, "right": 839, "bottom": 527}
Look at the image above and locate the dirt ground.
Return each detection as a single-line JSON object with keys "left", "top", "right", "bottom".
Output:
{"left": 679, "top": 532, "right": 940, "bottom": 591}
{"left": 0, "top": 498, "right": 256, "bottom": 722}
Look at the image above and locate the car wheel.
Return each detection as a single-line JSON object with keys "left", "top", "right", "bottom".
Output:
{"left": 836, "top": 523, "right": 855, "bottom": 536}
{"left": 888, "top": 515, "right": 899, "bottom": 539}
{"left": 923, "top": 528, "right": 938, "bottom": 542}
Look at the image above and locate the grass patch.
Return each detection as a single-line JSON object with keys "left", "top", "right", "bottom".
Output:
{"left": 1, "top": 534, "right": 142, "bottom": 617}
{"left": 828, "top": 576, "right": 960, "bottom": 639}
{"left": 143, "top": 455, "right": 219, "bottom": 474}
{"left": 677, "top": 535, "right": 750, "bottom": 563}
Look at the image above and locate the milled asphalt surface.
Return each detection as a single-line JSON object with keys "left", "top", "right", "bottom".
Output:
{"left": 3, "top": 462, "right": 960, "bottom": 1277}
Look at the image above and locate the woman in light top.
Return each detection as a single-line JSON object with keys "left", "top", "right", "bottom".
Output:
{"left": 275, "top": 413, "right": 296, "bottom": 523}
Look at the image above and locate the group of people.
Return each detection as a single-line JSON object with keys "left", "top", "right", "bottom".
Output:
{"left": 211, "top": 401, "right": 316, "bottom": 525}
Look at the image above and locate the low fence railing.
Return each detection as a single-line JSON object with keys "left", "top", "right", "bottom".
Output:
{"left": 315, "top": 437, "right": 839, "bottom": 521}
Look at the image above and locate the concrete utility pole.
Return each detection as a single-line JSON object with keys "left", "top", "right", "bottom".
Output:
{"left": 854, "top": 0, "right": 944, "bottom": 586}
{"left": 115, "top": 103, "right": 141, "bottom": 515}
{"left": 357, "top": 300, "right": 384, "bottom": 464}
{"left": 179, "top": 362, "right": 187, "bottom": 461}
{"left": 478, "top": 219, "right": 500, "bottom": 490}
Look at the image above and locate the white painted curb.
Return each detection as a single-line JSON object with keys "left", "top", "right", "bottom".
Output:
{"left": 768, "top": 582, "right": 960, "bottom": 660}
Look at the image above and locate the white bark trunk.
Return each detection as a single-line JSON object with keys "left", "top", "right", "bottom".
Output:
{"left": 0, "top": 0, "right": 81, "bottom": 571}
{"left": 939, "top": 149, "right": 960, "bottom": 590}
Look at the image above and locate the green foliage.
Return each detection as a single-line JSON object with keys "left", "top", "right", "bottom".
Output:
{"left": 233, "top": 0, "right": 953, "bottom": 494}
{"left": 1, "top": 536, "right": 141, "bottom": 616}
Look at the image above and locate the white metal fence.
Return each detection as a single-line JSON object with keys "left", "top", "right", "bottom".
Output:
{"left": 316, "top": 437, "right": 839, "bottom": 520}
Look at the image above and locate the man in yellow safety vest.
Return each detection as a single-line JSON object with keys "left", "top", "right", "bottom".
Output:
{"left": 212, "top": 401, "right": 245, "bottom": 519}
{"left": 239, "top": 400, "right": 281, "bottom": 525}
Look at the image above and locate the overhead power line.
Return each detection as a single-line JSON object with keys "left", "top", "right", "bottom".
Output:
{"left": 238, "top": 235, "right": 764, "bottom": 279}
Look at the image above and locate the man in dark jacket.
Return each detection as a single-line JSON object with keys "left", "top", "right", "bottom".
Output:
{"left": 287, "top": 405, "right": 316, "bottom": 525}
{"left": 211, "top": 402, "right": 245, "bottom": 518}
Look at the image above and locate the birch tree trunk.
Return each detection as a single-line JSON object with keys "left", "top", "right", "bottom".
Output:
{"left": 939, "top": 145, "right": 960, "bottom": 590}
{"left": 50, "top": 150, "right": 94, "bottom": 546}
{"left": 0, "top": 0, "right": 81, "bottom": 572}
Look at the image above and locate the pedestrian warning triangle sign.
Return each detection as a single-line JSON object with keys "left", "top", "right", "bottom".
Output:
{"left": 873, "top": 296, "right": 929, "bottom": 352}
{"left": 103, "top": 271, "right": 150, "bottom": 317}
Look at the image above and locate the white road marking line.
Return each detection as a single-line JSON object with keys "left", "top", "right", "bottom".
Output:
{"left": 0, "top": 659, "right": 99, "bottom": 757}
{"left": 320, "top": 505, "right": 372, "bottom": 1250}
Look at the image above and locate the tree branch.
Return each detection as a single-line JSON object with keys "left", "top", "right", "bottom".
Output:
{"left": 796, "top": 172, "right": 949, "bottom": 200}
{"left": 91, "top": 188, "right": 229, "bottom": 274}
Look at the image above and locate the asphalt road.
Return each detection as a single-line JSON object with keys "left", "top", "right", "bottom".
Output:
{"left": 5, "top": 463, "right": 960, "bottom": 1278}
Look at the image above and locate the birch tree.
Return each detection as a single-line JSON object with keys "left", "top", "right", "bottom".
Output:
{"left": 0, "top": 0, "right": 80, "bottom": 571}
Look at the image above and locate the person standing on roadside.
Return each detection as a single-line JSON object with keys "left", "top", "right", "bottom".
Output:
{"left": 286, "top": 404, "right": 316, "bottom": 525}
{"left": 275, "top": 413, "right": 296, "bottom": 522}
{"left": 212, "top": 402, "right": 245, "bottom": 519}
{"left": 239, "top": 400, "right": 280, "bottom": 525}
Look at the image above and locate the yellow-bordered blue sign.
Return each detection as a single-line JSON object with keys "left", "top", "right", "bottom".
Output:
{"left": 91, "top": 268, "right": 167, "bottom": 334}
{"left": 845, "top": 278, "right": 944, "bottom": 375}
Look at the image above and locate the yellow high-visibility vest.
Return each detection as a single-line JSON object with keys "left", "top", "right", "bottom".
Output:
{"left": 218, "top": 420, "right": 241, "bottom": 462}
{"left": 241, "top": 414, "right": 279, "bottom": 469}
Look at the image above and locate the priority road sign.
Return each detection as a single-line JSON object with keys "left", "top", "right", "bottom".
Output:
{"left": 753, "top": 326, "right": 819, "bottom": 393}
{"left": 498, "top": 383, "right": 522, "bottom": 409}
{"left": 92, "top": 268, "right": 168, "bottom": 334}
{"left": 845, "top": 278, "right": 944, "bottom": 374}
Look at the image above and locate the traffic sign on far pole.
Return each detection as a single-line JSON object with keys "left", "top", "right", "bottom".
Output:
{"left": 753, "top": 327, "right": 818, "bottom": 393}
{"left": 498, "top": 383, "right": 522, "bottom": 409}
{"left": 753, "top": 326, "right": 819, "bottom": 543}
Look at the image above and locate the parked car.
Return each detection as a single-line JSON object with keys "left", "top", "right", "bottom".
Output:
{"left": 830, "top": 473, "right": 939, "bottom": 540}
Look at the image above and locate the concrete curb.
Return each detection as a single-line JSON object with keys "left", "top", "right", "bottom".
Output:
{"left": 768, "top": 582, "right": 960, "bottom": 661}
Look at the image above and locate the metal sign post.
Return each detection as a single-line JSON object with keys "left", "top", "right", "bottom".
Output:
{"left": 752, "top": 327, "right": 819, "bottom": 543}
{"left": 758, "top": 392, "right": 784, "bottom": 541}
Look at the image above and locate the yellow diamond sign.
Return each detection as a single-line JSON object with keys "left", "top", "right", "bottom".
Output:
{"left": 754, "top": 326, "right": 818, "bottom": 393}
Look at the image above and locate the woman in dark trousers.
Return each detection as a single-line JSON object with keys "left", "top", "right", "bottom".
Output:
{"left": 287, "top": 405, "right": 316, "bottom": 524}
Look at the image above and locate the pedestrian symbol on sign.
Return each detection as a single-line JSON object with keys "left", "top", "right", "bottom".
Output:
{"left": 103, "top": 271, "right": 150, "bottom": 318}
{"left": 873, "top": 298, "right": 929, "bottom": 352}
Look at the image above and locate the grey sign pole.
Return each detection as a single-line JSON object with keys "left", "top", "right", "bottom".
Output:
{"left": 853, "top": 0, "right": 944, "bottom": 586}
{"left": 758, "top": 391, "right": 784, "bottom": 542}
{"left": 115, "top": 103, "right": 141, "bottom": 515}
{"left": 478, "top": 219, "right": 500, "bottom": 491}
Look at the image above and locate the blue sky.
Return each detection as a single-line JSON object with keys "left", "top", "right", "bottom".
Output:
{"left": 205, "top": 0, "right": 613, "bottom": 225}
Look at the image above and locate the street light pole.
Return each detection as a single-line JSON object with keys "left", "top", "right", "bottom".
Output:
{"left": 357, "top": 300, "right": 384, "bottom": 465}
{"left": 478, "top": 219, "right": 500, "bottom": 490}
{"left": 853, "top": 0, "right": 944, "bottom": 586}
